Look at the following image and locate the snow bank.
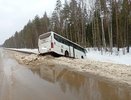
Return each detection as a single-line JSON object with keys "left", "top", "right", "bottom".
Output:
{"left": 6, "top": 48, "right": 38, "bottom": 54}
{"left": 86, "top": 48, "right": 131, "bottom": 65}
{"left": 7, "top": 47, "right": 131, "bottom": 65}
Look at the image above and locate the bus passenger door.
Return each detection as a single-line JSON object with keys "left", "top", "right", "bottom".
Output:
{"left": 69, "top": 46, "right": 75, "bottom": 58}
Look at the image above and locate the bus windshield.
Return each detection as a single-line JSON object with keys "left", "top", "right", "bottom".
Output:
{"left": 39, "top": 32, "right": 51, "bottom": 40}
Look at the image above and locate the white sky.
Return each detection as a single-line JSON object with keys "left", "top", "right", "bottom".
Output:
{"left": 0, "top": 0, "right": 65, "bottom": 44}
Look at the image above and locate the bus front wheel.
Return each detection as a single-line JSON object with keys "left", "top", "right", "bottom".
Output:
{"left": 65, "top": 51, "right": 69, "bottom": 57}
{"left": 81, "top": 56, "right": 84, "bottom": 59}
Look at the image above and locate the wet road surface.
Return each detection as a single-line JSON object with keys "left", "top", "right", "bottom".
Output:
{"left": 0, "top": 48, "right": 131, "bottom": 100}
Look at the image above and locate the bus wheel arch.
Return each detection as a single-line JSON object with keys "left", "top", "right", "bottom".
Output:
{"left": 65, "top": 50, "right": 69, "bottom": 57}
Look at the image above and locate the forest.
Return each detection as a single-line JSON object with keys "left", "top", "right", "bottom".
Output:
{"left": 3, "top": 0, "right": 131, "bottom": 53}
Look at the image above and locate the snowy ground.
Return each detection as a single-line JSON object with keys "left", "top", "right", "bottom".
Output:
{"left": 86, "top": 48, "right": 131, "bottom": 65}
{"left": 6, "top": 47, "right": 131, "bottom": 66}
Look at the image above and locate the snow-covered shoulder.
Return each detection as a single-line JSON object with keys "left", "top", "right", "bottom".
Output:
{"left": 5, "top": 47, "right": 131, "bottom": 66}
{"left": 6, "top": 48, "right": 38, "bottom": 54}
{"left": 86, "top": 48, "right": 131, "bottom": 65}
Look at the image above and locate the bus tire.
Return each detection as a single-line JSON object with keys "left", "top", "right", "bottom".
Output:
{"left": 65, "top": 51, "right": 69, "bottom": 57}
{"left": 81, "top": 56, "right": 84, "bottom": 59}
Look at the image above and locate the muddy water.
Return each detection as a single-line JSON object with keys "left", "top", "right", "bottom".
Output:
{"left": 0, "top": 48, "right": 131, "bottom": 100}
{"left": 32, "top": 64, "right": 131, "bottom": 100}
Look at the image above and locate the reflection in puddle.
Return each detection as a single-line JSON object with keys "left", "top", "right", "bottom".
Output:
{"left": 32, "top": 64, "right": 131, "bottom": 100}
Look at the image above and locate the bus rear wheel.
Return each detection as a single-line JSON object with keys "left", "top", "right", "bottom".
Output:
{"left": 65, "top": 51, "right": 69, "bottom": 57}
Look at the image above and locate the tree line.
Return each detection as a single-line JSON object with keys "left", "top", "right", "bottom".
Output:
{"left": 3, "top": 0, "right": 131, "bottom": 53}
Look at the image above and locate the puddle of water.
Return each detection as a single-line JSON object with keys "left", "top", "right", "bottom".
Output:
{"left": 32, "top": 64, "right": 131, "bottom": 100}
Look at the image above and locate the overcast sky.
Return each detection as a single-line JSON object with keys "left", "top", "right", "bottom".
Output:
{"left": 0, "top": 0, "right": 65, "bottom": 44}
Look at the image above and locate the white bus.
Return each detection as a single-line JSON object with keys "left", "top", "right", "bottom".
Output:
{"left": 38, "top": 31, "right": 87, "bottom": 59}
